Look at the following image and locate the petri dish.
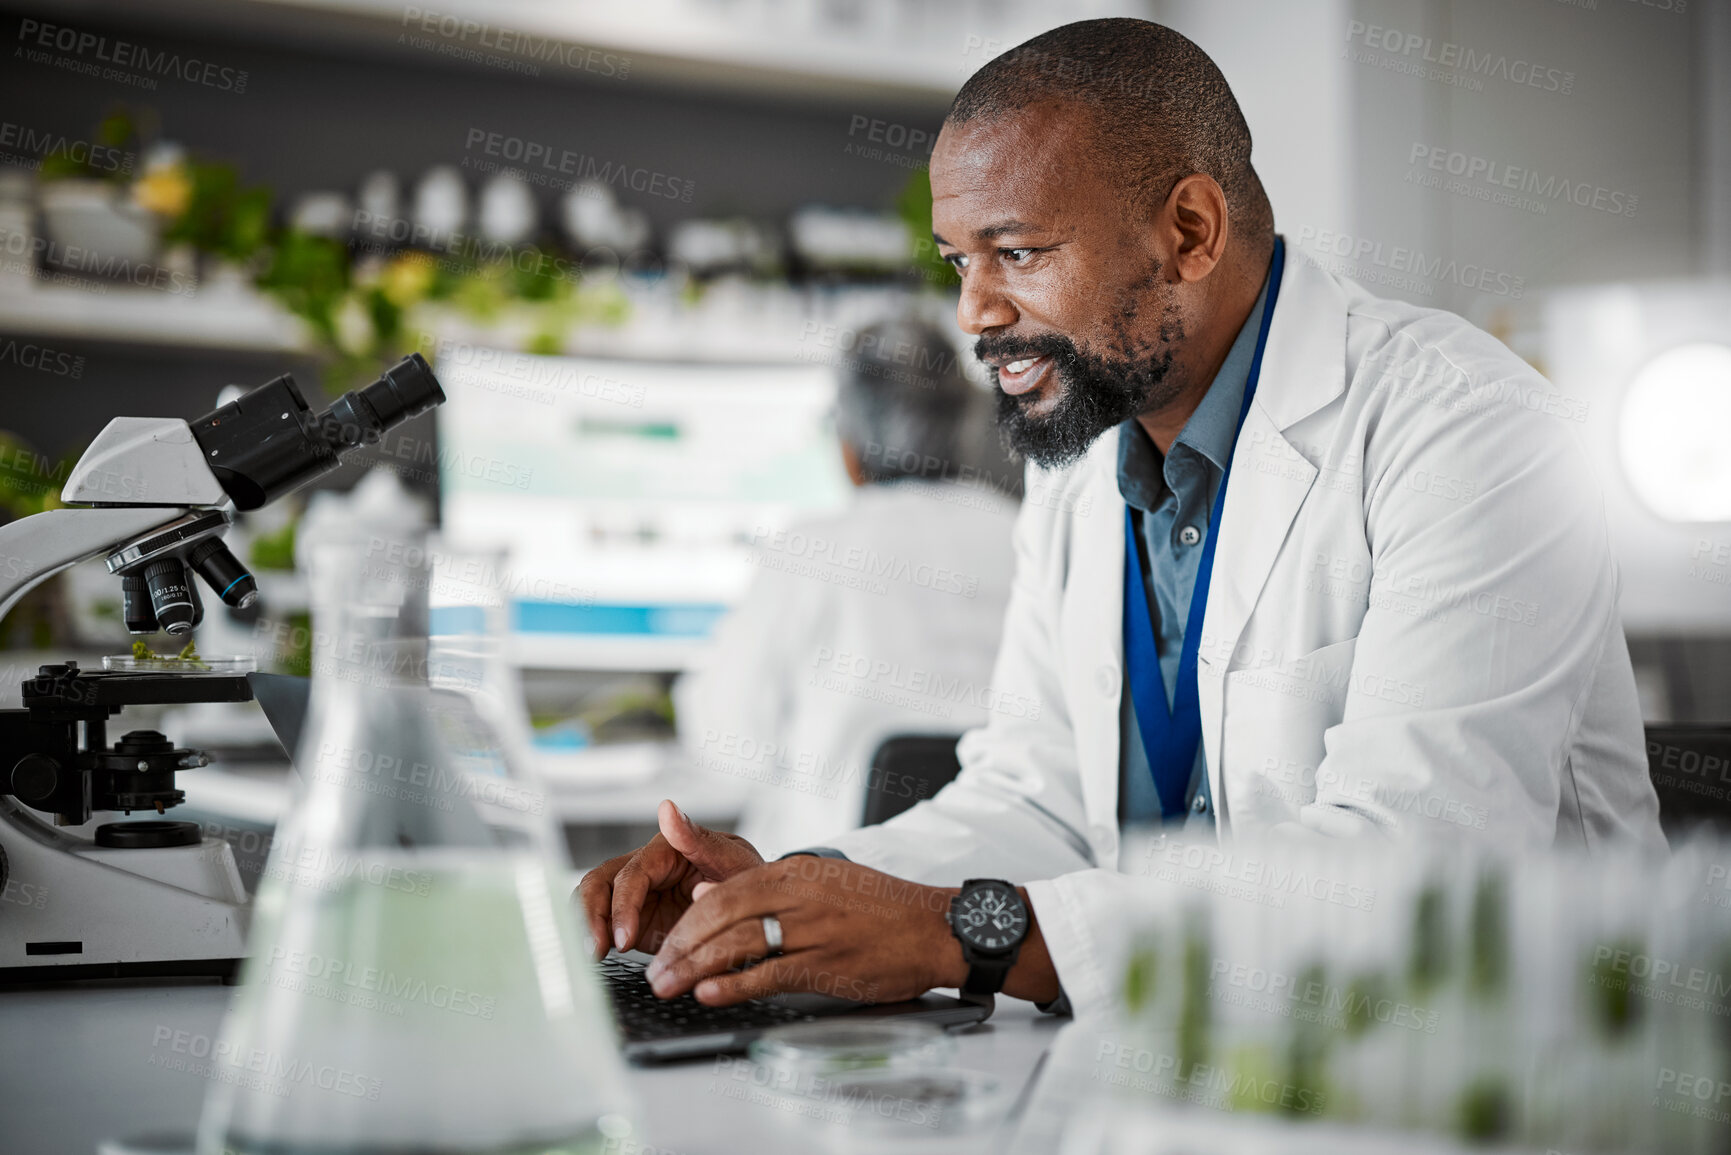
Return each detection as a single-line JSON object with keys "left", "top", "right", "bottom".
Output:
{"left": 102, "top": 654, "right": 257, "bottom": 675}
{"left": 820, "top": 1067, "right": 1011, "bottom": 1151}
{"left": 750, "top": 1019, "right": 958, "bottom": 1082}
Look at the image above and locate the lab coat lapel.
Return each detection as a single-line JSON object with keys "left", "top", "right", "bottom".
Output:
{"left": 1064, "top": 439, "right": 1127, "bottom": 851}
{"left": 1198, "top": 247, "right": 1348, "bottom": 826}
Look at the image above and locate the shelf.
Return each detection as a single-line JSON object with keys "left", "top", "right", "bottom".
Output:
{"left": 0, "top": 276, "right": 943, "bottom": 360}
{"left": 30, "top": 0, "right": 1134, "bottom": 108}
{"left": 0, "top": 283, "right": 309, "bottom": 353}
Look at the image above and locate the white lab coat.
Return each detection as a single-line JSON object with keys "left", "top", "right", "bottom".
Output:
{"left": 822, "top": 245, "right": 1666, "bottom": 1016}
{"left": 675, "top": 478, "right": 1019, "bottom": 860}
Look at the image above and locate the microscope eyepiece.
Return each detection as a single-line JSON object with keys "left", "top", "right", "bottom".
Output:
{"left": 189, "top": 353, "right": 447, "bottom": 511}
{"left": 322, "top": 351, "right": 444, "bottom": 451}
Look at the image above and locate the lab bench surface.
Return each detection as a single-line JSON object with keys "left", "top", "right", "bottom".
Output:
{"left": 0, "top": 978, "right": 1063, "bottom": 1155}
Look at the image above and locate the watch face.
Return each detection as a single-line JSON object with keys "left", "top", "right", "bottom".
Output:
{"left": 953, "top": 882, "right": 1028, "bottom": 952}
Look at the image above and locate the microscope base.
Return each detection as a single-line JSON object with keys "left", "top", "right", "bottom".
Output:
{"left": 0, "top": 799, "right": 250, "bottom": 983}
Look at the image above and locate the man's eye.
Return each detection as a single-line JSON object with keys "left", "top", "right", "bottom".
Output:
{"left": 942, "top": 252, "right": 968, "bottom": 270}
{"left": 1001, "top": 248, "right": 1036, "bottom": 263}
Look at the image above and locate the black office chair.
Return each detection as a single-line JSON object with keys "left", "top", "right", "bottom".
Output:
{"left": 1644, "top": 725, "right": 1731, "bottom": 837}
{"left": 861, "top": 734, "right": 964, "bottom": 827}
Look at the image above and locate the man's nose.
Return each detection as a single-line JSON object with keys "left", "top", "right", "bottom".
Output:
{"left": 955, "top": 272, "right": 1017, "bottom": 336}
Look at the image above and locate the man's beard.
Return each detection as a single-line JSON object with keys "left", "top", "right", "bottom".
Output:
{"left": 979, "top": 299, "right": 1185, "bottom": 471}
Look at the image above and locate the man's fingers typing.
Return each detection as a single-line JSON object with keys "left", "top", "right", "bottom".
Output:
{"left": 657, "top": 798, "right": 762, "bottom": 879}
{"left": 577, "top": 855, "right": 630, "bottom": 960}
{"left": 690, "top": 956, "right": 811, "bottom": 1007}
{"left": 647, "top": 917, "right": 783, "bottom": 998}
{"left": 652, "top": 866, "right": 783, "bottom": 977}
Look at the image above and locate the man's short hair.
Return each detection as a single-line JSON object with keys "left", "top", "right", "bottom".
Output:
{"left": 833, "top": 319, "right": 973, "bottom": 484}
{"left": 947, "top": 18, "right": 1273, "bottom": 243}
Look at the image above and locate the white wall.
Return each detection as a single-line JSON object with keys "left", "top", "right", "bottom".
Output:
{"left": 1155, "top": 0, "right": 1357, "bottom": 252}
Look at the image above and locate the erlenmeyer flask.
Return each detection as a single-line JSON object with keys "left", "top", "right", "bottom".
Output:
{"left": 422, "top": 541, "right": 547, "bottom": 853}
{"left": 197, "top": 532, "right": 637, "bottom": 1155}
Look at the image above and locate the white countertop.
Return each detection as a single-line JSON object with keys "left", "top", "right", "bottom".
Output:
{"left": 0, "top": 979, "right": 1063, "bottom": 1155}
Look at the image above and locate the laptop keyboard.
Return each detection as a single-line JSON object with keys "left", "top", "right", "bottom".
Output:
{"left": 599, "top": 954, "right": 818, "bottom": 1041}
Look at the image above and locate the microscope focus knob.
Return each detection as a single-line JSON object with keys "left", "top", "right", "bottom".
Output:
{"left": 10, "top": 754, "right": 61, "bottom": 805}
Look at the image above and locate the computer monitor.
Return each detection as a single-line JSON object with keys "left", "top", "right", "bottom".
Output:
{"left": 433, "top": 350, "right": 852, "bottom": 669}
{"left": 1541, "top": 280, "right": 1731, "bottom": 634}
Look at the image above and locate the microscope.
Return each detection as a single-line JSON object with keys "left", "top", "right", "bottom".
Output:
{"left": 0, "top": 354, "right": 444, "bottom": 981}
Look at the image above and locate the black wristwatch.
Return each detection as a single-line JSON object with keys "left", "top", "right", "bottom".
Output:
{"left": 947, "top": 878, "right": 1031, "bottom": 1008}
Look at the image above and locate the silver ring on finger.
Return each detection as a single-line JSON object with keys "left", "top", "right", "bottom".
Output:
{"left": 762, "top": 914, "right": 784, "bottom": 958}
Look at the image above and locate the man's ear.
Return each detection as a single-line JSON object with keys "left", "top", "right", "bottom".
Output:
{"left": 1162, "top": 173, "right": 1231, "bottom": 284}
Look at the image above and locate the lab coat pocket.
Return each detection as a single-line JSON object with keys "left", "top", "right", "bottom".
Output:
{"left": 1220, "top": 636, "right": 1358, "bottom": 829}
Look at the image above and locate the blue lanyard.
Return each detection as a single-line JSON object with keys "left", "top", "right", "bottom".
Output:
{"left": 1123, "top": 238, "right": 1285, "bottom": 820}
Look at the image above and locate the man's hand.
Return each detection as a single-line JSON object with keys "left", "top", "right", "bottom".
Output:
{"left": 575, "top": 799, "right": 763, "bottom": 959}
{"left": 645, "top": 856, "right": 1061, "bottom": 1008}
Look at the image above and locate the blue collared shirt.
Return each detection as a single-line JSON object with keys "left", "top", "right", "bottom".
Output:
{"left": 1118, "top": 271, "right": 1272, "bottom": 830}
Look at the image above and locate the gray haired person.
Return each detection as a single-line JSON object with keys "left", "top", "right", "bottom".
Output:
{"left": 673, "top": 318, "right": 1022, "bottom": 859}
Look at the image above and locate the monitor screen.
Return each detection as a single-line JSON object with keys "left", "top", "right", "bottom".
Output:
{"left": 433, "top": 350, "right": 852, "bottom": 668}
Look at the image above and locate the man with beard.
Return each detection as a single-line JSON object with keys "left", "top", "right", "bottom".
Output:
{"left": 579, "top": 18, "right": 1664, "bottom": 1019}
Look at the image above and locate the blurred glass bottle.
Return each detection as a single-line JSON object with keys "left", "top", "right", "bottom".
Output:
{"left": 197, "top": 532, "right": 636, "bottom": 1155}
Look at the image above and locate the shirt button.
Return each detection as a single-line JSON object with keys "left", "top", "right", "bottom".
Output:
{"left": 1095, "top": 665, "right": 1121, "bottom": 698}
{"left": 1178, "top": 525, "right": 1202, "bottom": 546}
{"left": 1192, "top": 794, "right": 1209, "bottom": 814}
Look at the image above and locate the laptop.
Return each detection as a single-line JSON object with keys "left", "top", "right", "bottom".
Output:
{"left": 601, "top": 951, "right": 992, "bottom": 1063}
{"left": 248, "top": 676, "right": 993, "bottom": 1062}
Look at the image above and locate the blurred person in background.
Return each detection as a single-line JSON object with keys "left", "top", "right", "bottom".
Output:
{"left": 673, "top": 319, "right": 1019, "bottom": 859}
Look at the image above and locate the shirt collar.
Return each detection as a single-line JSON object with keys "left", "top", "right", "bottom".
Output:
{"left": 1116, "top": 268, "right": 1273, "bottom": 512}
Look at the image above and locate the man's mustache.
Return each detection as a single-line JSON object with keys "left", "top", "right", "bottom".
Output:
{"left": 973, "top": 332, "right": 1078, "bottom": 368}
